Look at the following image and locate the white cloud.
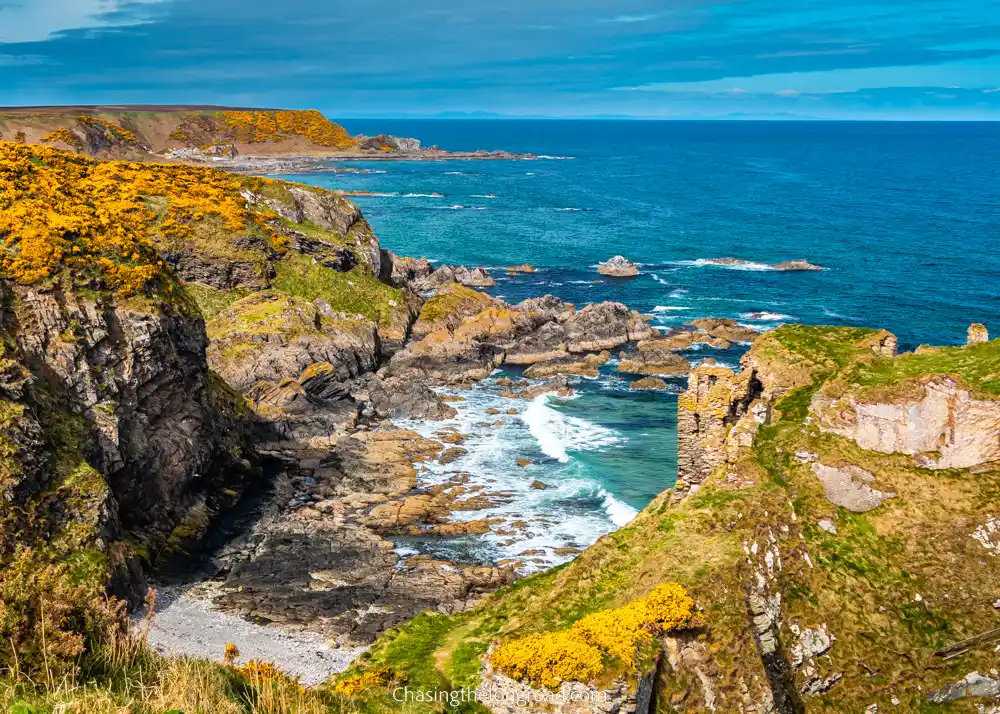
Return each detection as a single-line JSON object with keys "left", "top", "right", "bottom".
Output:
{"left": 601, "top": 14, "right": 657, "bottom": 24}
{"left": 0, "top": 0, "right": 163, "bottom": 43}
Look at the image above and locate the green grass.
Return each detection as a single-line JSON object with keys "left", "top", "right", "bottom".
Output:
{"left": 418, "top": 285, "right": 492, "bottom": 324}
{"left": 184, "top": 282, "right": 252, "bottom": 319}
{"left": 272, "top": 253, "right": 401, "bottom": 326}
{"left": 770, "top": 325, "right": 881, "bottom": 369}
{"left": 847, "top": 337, "right": 1000, "bottom": 397}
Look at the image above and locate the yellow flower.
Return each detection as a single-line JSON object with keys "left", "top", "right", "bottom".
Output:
{"left": 491, "top": 582, "right": 696, "bottom": 689}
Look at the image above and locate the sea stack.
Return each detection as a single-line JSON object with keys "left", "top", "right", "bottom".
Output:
{"left": 968, "top": 323, "right": 989, "bottom": 345}
{"left": 598, "top": 255, "right": 640, "bottom": 277}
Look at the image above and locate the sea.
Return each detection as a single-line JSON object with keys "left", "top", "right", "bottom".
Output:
{"left": 275, "top": 120, "right": 1000, "bottom": 570}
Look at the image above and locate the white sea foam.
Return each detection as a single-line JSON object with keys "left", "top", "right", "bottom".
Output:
{"left": 650, "top": 273, "right": 670, "bottom": 286}
{"left": 444, "top": 171, "right": 465, "bottom": 175}
{"left": 674, "top": 259, "right": 775, "bottom": 271}
{"left": 536, "top": 155, "right": 574, "bottom": 160}
{"left": 471, "top": 194, "right": 498, "bottom": 199}
{"left": 739, "top": 311, "right": 793, "bottom": 321}
{"left": 669, "top": 288, "right": 689, "bottom": 298}
{"left": 403, "top": 193, "right": 444, "bottom": 198}
{"left": 600, "top": 488, "right": 638, "bottom": 527}
{"left": 652, "top": 305, "right": 690, "bottom": 312}
{"left": 395, "top": 383, "right": 632, "bottom": 573}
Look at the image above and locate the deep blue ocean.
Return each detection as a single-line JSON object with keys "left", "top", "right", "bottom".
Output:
{"left": 280, "top": 120, "right": 1000, "bottom": 568}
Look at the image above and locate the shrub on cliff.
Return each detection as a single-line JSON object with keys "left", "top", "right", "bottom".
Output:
{"left": 490, "top": 582, "right": 696, "bottom": 689}
{"left": 0, "top": 548, "right": 125, "bottom": 684}
{"left": 0, "top": 142, "right": 288, "bottom": 296}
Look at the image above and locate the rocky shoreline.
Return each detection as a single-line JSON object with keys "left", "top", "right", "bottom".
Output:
{"left": 142, "top": 185, "right": 771, "bottom": 653}
{"left": 162, "top": 146, "right": 540, "bottom": 175}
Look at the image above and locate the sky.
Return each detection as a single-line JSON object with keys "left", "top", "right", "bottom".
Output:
{"left": 0, "top": 0, "right": 998, "bottom": 119}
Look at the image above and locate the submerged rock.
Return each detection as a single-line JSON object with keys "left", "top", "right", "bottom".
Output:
{"left": 629, "top": 376, "right": 670, "bottom": 390}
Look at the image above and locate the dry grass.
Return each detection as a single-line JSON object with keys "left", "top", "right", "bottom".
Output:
{"left": 0, "top": 598, "right": 355, "bottom": 714}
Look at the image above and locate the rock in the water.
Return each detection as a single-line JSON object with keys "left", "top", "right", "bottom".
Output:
{"left": 387, "top": 252, "right": 434, "bottom": 287}
{"left": 506, "top": 264, "right": 536, "bottom": 273}
{"left": 454, "top": 266, "right": 496, "bottom": 287}
{"left": 700, "top": 257, "right": 823, "bottom": 271}
{"left": 524, "top": 351, "right": 610, "bottom": 379}
{"left": 685, "top": 317, "right": 759, "bottom": 344}
{"left": 564, "top": 302, "right": 652, "bottom": 352}
{"left": 597, "top": 255, "right": 640, "bottom": 277}
{"left": 618, "top": 350, "right": 690, "bottom": 377}
{"left": 630, "top": 376, "right": 670, "bottom": 390}
{"left": 771, "top": 259, "right": 823, "bottom": 271}
{"left": 415, "top": 265, "right": 495, "bottom": 290}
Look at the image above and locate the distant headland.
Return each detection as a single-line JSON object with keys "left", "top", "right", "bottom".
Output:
{"left": 0, "top": 106, "right": 535, "bottom": 168}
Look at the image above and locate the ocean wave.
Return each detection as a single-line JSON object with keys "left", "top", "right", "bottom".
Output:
{"left": 403, "top": 193, "right": 445, "bottom": 198}
{"left": 472, "top": 194, "right": 498, "bottom": 199}
{"left": 536, "top": 155, "right": 575, "bottom": 160}
{"left": 650, "top": 273, "right": 670, "bottom": 286}
{"left": 739, "top": 311, "right": 794, "bottom": 321}
{"left": 599, "top": 488, "right": 638, "bottom": 527}
{"left": 673, "top": 259, "right": 775, "bottom": 271}
{"left": 569, "top": 279, "right": 600, "bottom": 284}
{"left": 444, "top": 171, "right": 465, "bottom": 175}
{"left": 521, "top": 394, "right": 622, "bottom": 463}
{"left": 555, "top": 207, "right": 585, "bottom": 212}
{"left": 652, "top": 305, "right": 690, "bottom": 312}
{"left": 669, "top": 288, "right": 689, "bottom": 298}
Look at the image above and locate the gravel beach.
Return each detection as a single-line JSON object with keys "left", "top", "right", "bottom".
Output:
{"left": 137, "top": 588, "right": 367, "bottom": 686}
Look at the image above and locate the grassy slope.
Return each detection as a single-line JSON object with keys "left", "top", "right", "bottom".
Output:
{"left": 335, "top": 325, "right": 1000, "bottom": 713}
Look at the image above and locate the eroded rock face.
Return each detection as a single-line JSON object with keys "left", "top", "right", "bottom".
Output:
{"left": 414, "top": 264, "right": 496, "bottom": 290}
{"left": 386, "top": 252, "right": 434, "bottom": 287}
{"left": 563, "top": 303, "right": 652, "bottom": 352}
{"left": 810, "top": 463, "right": 895, "bottom": 513}
{"left": 207, "top": 291, "right": 380, "bottom": 392}
{"left": 968, "top": 323, "right": 990, "bottom": 345}
{"left": 10, "top": 283, "right": 259, "bottom": 601}
{"left": 676, "top": 363, "right": 766, "bottom": 498}
{"left": 810, "top": 376, "right": 1000, "bottom": 470}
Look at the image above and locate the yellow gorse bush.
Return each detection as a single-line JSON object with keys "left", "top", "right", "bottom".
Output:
{"left": 41, "top": 128, "right": 84, "bottom": 151}
{"left": 491, "top": 583, "right": 696, "bottom": 689}
{"left": 218, "top": 110, "right": 356, "bottom": 148}
{"left": 0, "top": 142, "right": 276, "bottom": 295}
{"left": 490, "top": 631, "right": 604, "bottom": 690}
{"left": 333, "top": 666, "right": 392, "bottom": 697}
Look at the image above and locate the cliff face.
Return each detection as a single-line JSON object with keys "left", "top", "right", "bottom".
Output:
{"left": 338, "top": 324, "right": 1000, "bottom": 714}
{"left": 0, "top": 284, "right": 258, "bottom": 611}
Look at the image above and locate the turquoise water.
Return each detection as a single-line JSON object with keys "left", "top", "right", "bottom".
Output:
{"left": 281, "top": 120, "right": 1000, "bottom": 568}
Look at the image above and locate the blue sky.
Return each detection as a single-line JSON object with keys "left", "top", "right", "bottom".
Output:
{"left": 0, "top": 0, "right": 998, "bottom": 118}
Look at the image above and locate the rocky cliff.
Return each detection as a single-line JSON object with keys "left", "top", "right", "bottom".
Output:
{"left": 335, "top": 324, "right": 1000, "bottom": 714}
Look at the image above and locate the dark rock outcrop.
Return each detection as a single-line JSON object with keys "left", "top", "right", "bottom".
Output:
{"left": 5, "top": 282, "right": 260, "bottom": 603}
